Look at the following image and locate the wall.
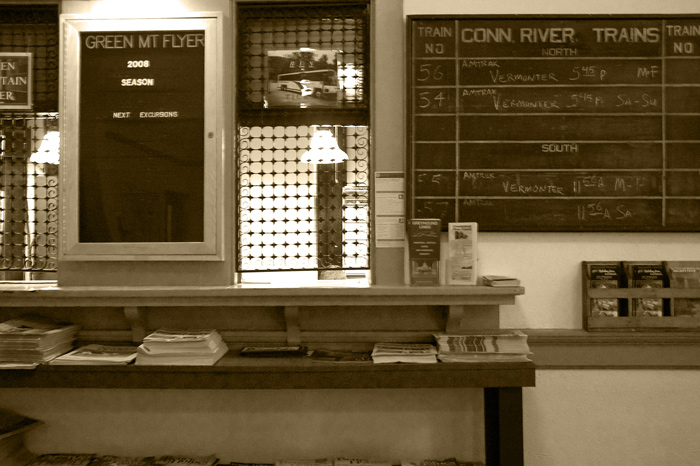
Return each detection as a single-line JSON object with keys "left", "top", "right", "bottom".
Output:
{"left": 525, "top": 371, "right": 700, "bottom": 466}
{"left": 2, "top": 1, "right": 700, "bottom": 465}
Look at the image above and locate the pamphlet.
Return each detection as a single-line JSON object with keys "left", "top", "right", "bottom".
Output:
{"left": 407, "top": 218, "right": 441, "bottom": 286}
{"left": 446, "top": 222, "right": 477, "bottom": 285}
{"left": 589, "top": 263, "right": 625, "bottom": 317}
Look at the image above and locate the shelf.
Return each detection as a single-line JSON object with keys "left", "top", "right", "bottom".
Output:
{"left": 0, "top": 284, "right": 524, "bottom": 308}
{"left": 0, "top": 284, "right": 525, "bottom": 345}
{"left": 0, "top": 285, "right": 529, "bottom": 466}
{"left": 0, "top": 355, "right": 535, "bottom": 390}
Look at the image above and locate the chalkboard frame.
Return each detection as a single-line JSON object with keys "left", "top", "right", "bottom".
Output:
{"left": 60, "top": 14, "right": 224, "bottom": 261}
{"left": 407, "top": 14, "right": 700, "bottom": 232}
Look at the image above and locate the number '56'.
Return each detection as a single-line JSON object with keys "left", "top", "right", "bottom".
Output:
{"left": 417, "top": 64, "right": 444, "bottom": 81}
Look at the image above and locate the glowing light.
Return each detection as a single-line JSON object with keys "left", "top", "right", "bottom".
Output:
{"left": 30, "top": 131, "right": 60, "bottom": 165}
{"left": 300, "top": 130, "right": 348, "bottom": 164}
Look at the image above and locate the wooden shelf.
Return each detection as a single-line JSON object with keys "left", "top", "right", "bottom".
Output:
{"left": 0, "top": 356, "right": 534, "bottom": 466}
{"left": 0, "top": 283, "right": 524, "bottom": 307}
{"left": 0, "top": 284, "right": 525, "bottom": 343}
{"left": 0, "top": 284, "right": 527, "bottom": 354}
{"left": 0, "top": 355, "right": 535, "bottom": 390}
{"left": 0, "top": 284, "right": 531, "bottom": 466}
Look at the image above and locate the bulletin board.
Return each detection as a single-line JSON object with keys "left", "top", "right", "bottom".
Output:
{"left": 407, "top": 15, "right": 700, "bottom": 231}
{"left": 60, "top": 14, "right": 223, "bottom": 260}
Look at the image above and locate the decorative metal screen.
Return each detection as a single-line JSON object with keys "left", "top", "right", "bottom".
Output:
{"left": 237, "top": 2, "right": 370, "bottom": 273}
{"left": 0, "top": 5, "right": 59, "bottom": 276}
{"left": 238, "top": 124, "right": 369, "bottom": 271}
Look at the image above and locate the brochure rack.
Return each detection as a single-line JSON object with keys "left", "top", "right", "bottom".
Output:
{"left": 583, "top": 261, "right": 700, "bottom": 331}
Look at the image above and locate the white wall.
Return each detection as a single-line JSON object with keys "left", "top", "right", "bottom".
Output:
{"left": 525, "top": 371, "right": 700, "bottom": 466}
{"left": 485, "top": 233, "right": 699, "bottom": 328}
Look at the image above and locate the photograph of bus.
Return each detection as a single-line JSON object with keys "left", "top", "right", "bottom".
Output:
{"left": 265, "top": 49, "right": 341, "bottom": 108}
{"left": 277, "top": 69, "right": 339, "bottom": 99}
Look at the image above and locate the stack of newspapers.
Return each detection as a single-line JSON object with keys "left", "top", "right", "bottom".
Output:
{"left": 49, "top": 344, "right": 138, "bottom": 365}
{"left": 0, "top": 314, "right": 79, "bottom": 367}
{"left": 135, "top": 328, "right": 228, "bottom": 366}
{"left": 371, "top": 342, "right": 438, "bottom": 364}
{"left": 433, "top": 330, "right": 532, "bottom": 363}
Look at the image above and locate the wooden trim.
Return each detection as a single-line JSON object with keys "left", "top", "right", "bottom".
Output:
{"left": 0, "top": 284, "right": 523, "bottom": 307}
{"left": 527, "top": 329, "right": 700, "bottom": 345}
{"left": 527, "top": 329, "right": 700, "bottom": 369}
{"left": 0, "top": 356, "right": 535, "bottom": 389}
{"left": 1, "top": 284, "right": 521, "bottom": 350}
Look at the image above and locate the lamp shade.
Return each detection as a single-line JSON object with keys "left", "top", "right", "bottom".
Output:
{"left": 300, "top": 130, "right": 348, "bottom": 164}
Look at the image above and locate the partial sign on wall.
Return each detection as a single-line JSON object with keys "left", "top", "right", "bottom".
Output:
{"left": 0, "top": 53, "right": 32, "bottom": 110}
{"left": 407, "top": 16, "right": 700, "bottom": 232}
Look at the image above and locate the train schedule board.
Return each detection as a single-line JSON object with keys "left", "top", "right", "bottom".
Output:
{"left": 407, "top": 16, "right": 700, "bottom": 231}
{"left": 60, "top": 15, "right": 223, "bottom": 260}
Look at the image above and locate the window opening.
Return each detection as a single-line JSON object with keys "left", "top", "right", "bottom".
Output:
{"left": 237, "top": 2, "right": 371, "bottom": 279}
{"left": 238, "top": 124, "right": 369, "bottom": 273}
{"left": 0, "top": 5, "right": 59, "bottom": 281}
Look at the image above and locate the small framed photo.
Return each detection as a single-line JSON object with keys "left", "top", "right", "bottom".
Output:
{"left": 265, "top": 49, "right": 340, "bottom": 108}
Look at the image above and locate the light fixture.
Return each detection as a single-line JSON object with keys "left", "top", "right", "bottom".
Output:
{"left": 300, "top": 129, "right": 348, "bottom": 164}
{"left": 29, "top": 131, "right": 60, "bottom": 164}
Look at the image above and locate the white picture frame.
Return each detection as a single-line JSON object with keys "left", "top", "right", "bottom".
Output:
{"left": 59, "top": 13, "right": 224, "bottom": 261}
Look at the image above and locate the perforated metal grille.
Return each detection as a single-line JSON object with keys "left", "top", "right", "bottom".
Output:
{"left": 1, "top": 116, "right": 59, "bottom": 272}
{"left": 237, "top": 2, "right": 371, "bottom": 273}
{"left": 238, "top": 124, "right": 369, "bottom": 271}
{"left": 0, "top": 5, "right": 59, "bottom": 275}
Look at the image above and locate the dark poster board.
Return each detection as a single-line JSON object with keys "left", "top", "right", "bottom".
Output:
{"left": 407, "top": 16, "right": 700, "bottom": 231}
{"left": 79, "top": 30, "right": 205, "bottom": 242}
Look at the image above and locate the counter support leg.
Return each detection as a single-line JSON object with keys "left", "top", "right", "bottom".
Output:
{"left": 484, "top": 387, "right": 524, "bottom": 466}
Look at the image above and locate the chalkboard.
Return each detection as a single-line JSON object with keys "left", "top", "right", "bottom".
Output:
{"left": 407, "top": 16, "right": 700, "bottom": 231}
{"left": 79, "top": 30, "right": 205, "bottom": 243}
